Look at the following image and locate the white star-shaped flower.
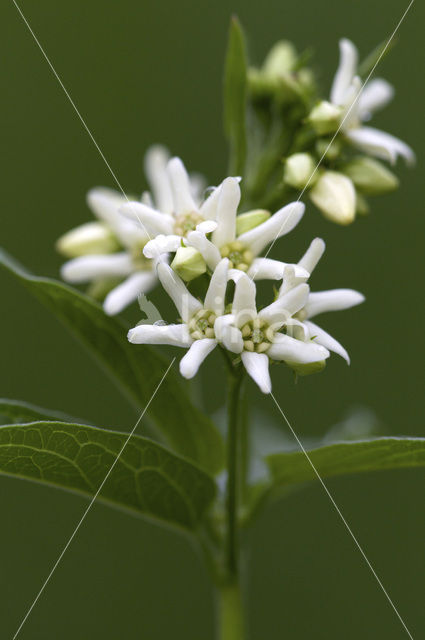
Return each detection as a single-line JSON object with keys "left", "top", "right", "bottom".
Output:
{"left": 128, "top": 259, "right": 231, "bottom": 379}
{"left": 329, "top": 38, "right": 414, "bottom": 165}
{"left": 141, "top": 176, "right": 306, "bottom": 282}
{"left": 58, "top": 146, "right": 203, "bottom": 315}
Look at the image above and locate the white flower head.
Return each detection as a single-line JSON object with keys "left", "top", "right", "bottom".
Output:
{"left": 183, "top": 178, "right": 307, "bottom": 283}
{"left": 58, "top": 145, "right": 205, "bottom": 315}
{"left": 128, "top": 259, "right": 231, "bottom": 379}
{"left": 329, "top": 38, "right": 414, "bottom": 165}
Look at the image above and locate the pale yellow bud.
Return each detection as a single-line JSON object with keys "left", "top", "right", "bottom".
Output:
{"left": 283, "top": 153, "right": 316, "bottom": 189}
{"left": 310, "top": 171, "right": 356, "bottom": 225}
{"left": 56, "top": 222, "right": 120, "bottom": 258}
{"left": 170, "top": 247, "right": 207, "bottom": 282}
{"left": 308, "top": 101, "right": 342, "bottom": 135}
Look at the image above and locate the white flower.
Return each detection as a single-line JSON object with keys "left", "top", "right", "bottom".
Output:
{"left": 172, "top": 177, "right": 307, "bottom": 282}
{"left": 216, "top": 272, "right": 330, "bottom": 394}
{"left": 58, "top": 145, "right": 204, "bottom": 315}
{"left": 128, "top": 259, "right": 231, "bottom": 379}
{"left": 278, "top": 237, "right": 365, "bottom": 364}
{"left": 330, "top": 38, "right": 415, "bottom": 165}
{"left": 121, "top": 149, "right": 226, "bottom": 262}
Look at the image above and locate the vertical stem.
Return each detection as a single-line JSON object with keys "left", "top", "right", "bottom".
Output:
{"left": 215, "top": 366, "right": 246, "bottom": 640}
{"left": 216, "top": 580, "right": 244, "bottom": 640}
{"left": 225, "top": 368, "right": 244, "bottom": 576}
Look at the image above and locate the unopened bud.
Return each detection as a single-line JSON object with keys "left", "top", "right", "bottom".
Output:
{"left": 263, "top": 41, "right": 297, "bottom": 76}
{"left": 342, "top": 157, "right": 399, "bottom": 195}
{"left": 315, "top": 138, "right": 342, "bottom": 161}
{"left": 236, "top": 209, "right": 270, "bottom": 235}
{"left": 310, "top": 171, "right": 356, "bottom": 225}
{"left": 283, "top": 153, "right": 316, "bottom": 189}
{"left": 286, "top": 359, "right": 326, "bottom": 376}
{"left": 308, "top": 101, "right": 342, "bottom": 135}
{"left": 56, "top": 222, "right": 119, "bottom": 258}
{"left": 355, "top": 193, "right": 370, "bottom": 216}
{"left": 171, "top": 247, "right": 206, "bottom": 282}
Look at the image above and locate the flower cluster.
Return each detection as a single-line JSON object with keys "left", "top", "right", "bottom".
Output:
{"left": 285, "top": 38, "right": 415, "bottom": 224}
{"left": 245, "top": 37, "right": 414, "bottom": 225}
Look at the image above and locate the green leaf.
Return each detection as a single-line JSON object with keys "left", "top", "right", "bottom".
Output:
{"left": 0, "top": 421, "right": 216, "bottom": 531}
{"left": 0, "top": 250, "right": 224, "bottom": 474}
{"left": 223, "top": 16, "right": 248, "bottom": 175}
{"left": 266, "top": 437, "right": 425, "bottom": 488}
{"left": 0, "top": 398, "right": 84, "bottom": 426}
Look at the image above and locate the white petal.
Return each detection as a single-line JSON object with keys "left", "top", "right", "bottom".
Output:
{"left": 298, "top": 238, "right": 325, "bottom": 274}
{"left": 87, "top": 187, "right": 127, "bottom": 227}
{"left": 120, "top": 201, "right": 174, "bottom": 235}
{"left": 199, "top": 184, "right": 222, "bottom": 220}
{"left": 144, "top": 145, "right": 174, "bottom": 213}
{"left": 103, "top": 271, "right": 157, "bottom": 316}
{"left": 167, "top": 157, "right": 198, "bottom": 214}
{"left": 305, "top": 289, "right": 365, "bottom": 318}
{"left": 196, "top": 220, "right": 217, "bottom": 234}
{"left": 284, "top": 318, "right": 310, "bottom": 341}
{"left": 186, "top": 230, "right": 221, "bottom": 270}
{"left": 259, "top": 283, "right": 309, "bottom": 328}
{"left": 248, "top": 258, "right": 309, "bottom": 281}
{"left": 157, "top": 262, "right": 202, "bottom": 322}
{"left": 341, "top": 76, "right": 362, "bottom": 129}
{"left": 204, "top": 259, "right": 229, "bottom": 315}
{"left": 61, "top": 253, "right": 132, "bottom": 283}
{"left": 305, "top": 320, "right": 350, "bottom": 364}
{"left": 179, "top": 338, "right": 217, "bottom": 379}
{"left": 232, "top": 274, "right": 257, "bottom": 327}
{"left": 237, "top": 201, "right": 305, "bottom": 256}
{"left": 241, "top": 352, "right": 272, "bottom": 394}
{"left": 268, "top": 333, "right": 330, "bottom": 364}
{"left": 211, "top": 177, "right": 240, "bottom": 248}
{"left": 346, "top": 126, "right": 415, "bottom": 165}
{"left": 330, "top": 38, "right": 358, "bottom": 105}
{"left": 215, "top": 315, "right": 243, "bottom": 354}
{"left": 143, "top": 235, "right": 182, "bottom": 259}
{"left": 357, "top": 78, "right": 394, "bottom": 120}
{"left": 141, "top": 190, "right": 154, "bottom": 207}
{"left": 128, "top": 323, "right": 192, "bottom": 347}
{"left": 278, "top": 264, "right": 308, "bottom": 296}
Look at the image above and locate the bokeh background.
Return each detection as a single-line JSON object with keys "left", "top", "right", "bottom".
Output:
{"left": 1, "top": 0, "right": 424, "bottom": 638}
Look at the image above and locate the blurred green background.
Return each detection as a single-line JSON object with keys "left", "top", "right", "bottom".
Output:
{"left": 1, "top": 0, "right": 424, "bottom": 638}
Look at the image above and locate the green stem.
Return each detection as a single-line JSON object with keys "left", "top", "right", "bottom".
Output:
{"left": 225, "top": 368, "right": 244, "bottom": 576}
{"left": 216, "top": 580, "right": 244, "bottom": 640}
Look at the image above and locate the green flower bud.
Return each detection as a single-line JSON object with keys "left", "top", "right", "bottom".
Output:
{"left": 355, "top": 192, "right": 370, "bottom": 216}
{"left": 56, "top": 222, "right": 120, "bottom": 258}
{"left": 283, "top": 153, "right": 316, "bottom": 189}
{"left": 286, "top": 359, "right": 326, "bottom": 376}
{"left": 315, "top": 138, "right": 343, "bottom": 161}
{"left": 262, "top": 41, "right": 297, "bottom": 76}
{"left": 310, "top": 171, "right": 356, "bottom": 225}
{"left": 342, "top": 157, "right": 399, "bottom": 195}
{"left": 235, "top": 209, "right": 270, "bottom": 235}
{"left": 171, "top": 246, "right": 207, "bottom": 282}
{"left": 308, "top": 101, "right": 342, "bottom": 135}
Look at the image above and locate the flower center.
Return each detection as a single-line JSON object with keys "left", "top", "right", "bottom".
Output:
{"left": 241, "top": 318, "right": 275, "bottom": 353}
{"left": 188, "top": 309, "right": 217, "bottom": 340}
{"left": 220, "top": 241, "right": 253, "bottom": 271}
{"left": 174, "top": 212, "right": 204, "bottom": 237}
